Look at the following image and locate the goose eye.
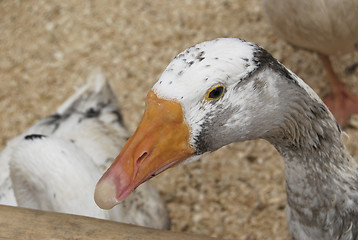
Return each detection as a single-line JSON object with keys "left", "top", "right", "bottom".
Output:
{"left": 206, "top": 85, "right": 225, "bottom": 100}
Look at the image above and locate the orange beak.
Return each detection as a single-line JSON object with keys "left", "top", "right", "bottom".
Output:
{"left": 94, "top": 90, "right": 194, "bottom": 209}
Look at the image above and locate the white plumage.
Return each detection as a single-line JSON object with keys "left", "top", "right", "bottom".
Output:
{"left": 0, "top": 69, "right": 170, "bottom": 229}
{"left": 95, "top": 38, "right": 358, "bottom": 239}
{"left": 261, "top": 0, "right": 358, "bottom": 125}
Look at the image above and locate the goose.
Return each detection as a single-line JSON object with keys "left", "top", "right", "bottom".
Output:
{"left": 0, "top": 69, "right": 170, "bottom": 230}
{"left": 95, "top": 38, "right": 358, "bottom": 239}
{"left": 261, "top": 0, "right": 358, "bottom": 125}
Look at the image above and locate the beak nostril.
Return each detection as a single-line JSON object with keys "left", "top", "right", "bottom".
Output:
{"left": 136, "top": 152, "right": 148, "bottom": 166}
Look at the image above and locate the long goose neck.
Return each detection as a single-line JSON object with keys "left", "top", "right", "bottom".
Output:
{"left": 264, "top": 90, "right": 358, "bottom": 231}
{"left": 265, "top": 86, "right": 355, "bottom": 179}
{"left": 276, "top": 114, "right": 356, "bottom": 204}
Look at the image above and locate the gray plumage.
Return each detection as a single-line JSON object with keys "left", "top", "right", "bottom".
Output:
{"left": 152, "top": 38, "right": 358, "bottom": 239}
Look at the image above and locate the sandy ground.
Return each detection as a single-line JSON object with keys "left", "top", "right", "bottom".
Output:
{"left": 1, "top": 1, "right": 358, "bottom": 239}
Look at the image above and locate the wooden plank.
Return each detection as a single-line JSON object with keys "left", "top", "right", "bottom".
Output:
{"left": 0, "top": 205, "right": 217, "bottom": 240}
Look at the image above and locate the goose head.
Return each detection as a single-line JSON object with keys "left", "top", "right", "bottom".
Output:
{"left": 95, "top": 38, "right": 325, "bottom": 209}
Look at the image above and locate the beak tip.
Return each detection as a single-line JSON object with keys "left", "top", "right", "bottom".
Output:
{"left": 94, "top": 178, "right": 119, "bottom": 210}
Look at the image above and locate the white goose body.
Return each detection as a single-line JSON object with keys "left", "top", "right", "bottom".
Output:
{"left": 95, "top": 38, "right": 358, "bottom": 239}
{"left": 261, "top": 0, "right": 358, "bottom": 126}
{"left": 261, "top": 0, "right": 358, "bottom": 55}
{"left": 0, "top": 70, "right": 170, "bottom": 229}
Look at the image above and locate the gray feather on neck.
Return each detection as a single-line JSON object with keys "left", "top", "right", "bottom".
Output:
{"left": 260, "top": 66, "right": 358, "bottom": 240}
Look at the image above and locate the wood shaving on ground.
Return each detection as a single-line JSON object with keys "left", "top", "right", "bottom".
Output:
{"left": 1, "top": 1, "right": 357, "bottom": 239}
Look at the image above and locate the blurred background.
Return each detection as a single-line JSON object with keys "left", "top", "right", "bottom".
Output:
{"left": 1, "top": 1, "right": 358, "bottom": 239}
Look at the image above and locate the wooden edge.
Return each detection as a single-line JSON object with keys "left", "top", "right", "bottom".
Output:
{"left": 0, "top": 205, "right": 217, "bottom": 240}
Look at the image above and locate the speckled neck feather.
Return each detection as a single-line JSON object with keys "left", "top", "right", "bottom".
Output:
{"left": 265, "top": 88, "right": 358, "bottom": 239}
{"left": 151, "top": 38, "right": 358, "bottom": 239}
